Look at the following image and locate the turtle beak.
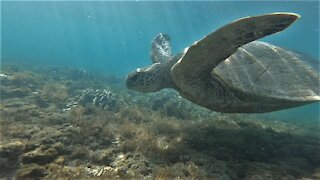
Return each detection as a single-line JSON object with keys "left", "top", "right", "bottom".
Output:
{"left": 126, "top": 74, "right": 134, "bottom": 89}
{"left": 126, "top": 72, "right": 139, "bottom": 90}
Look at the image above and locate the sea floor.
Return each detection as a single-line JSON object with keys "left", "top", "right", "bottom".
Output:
{"left": 0, "top": 62, "right": 319, "bottom": 179}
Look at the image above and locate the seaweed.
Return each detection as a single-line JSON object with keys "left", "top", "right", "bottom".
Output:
{"left": 117, "top": 106, "right": 146, "bottom": 123}
{"left": 41, "top": 83, "right": 69, "bottom": 105}
{"left": 1, "top": 62, "right": 319, "bottom": 179}
{"left": 153, "top": 162, "right": 206, "bottom": 179}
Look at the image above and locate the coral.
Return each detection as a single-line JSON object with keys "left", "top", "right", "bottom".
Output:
{"left": 67, "top": 88, "right": 124, "bottom": 112}
{"left": 150, "top": 90, "right": 193, "bottom": 119}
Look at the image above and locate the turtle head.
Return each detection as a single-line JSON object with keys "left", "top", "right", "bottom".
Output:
{"left": 126, "top": 33, "right": 176, "bottom": 93}
{"left": 126, "top": 63, "right": 166, "bottom": 93}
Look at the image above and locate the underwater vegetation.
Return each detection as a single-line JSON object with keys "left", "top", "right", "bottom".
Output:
{"left": 42, "top": 83, "right": 69, "bottom": 105}
{"left": 0, "top": 62, "right": 319, "bottom": 179}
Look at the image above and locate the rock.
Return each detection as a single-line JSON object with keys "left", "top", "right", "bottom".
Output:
{"left": 312, "top": 167, "right": 320, "bottom": 179}
{"left": 15, "top": 163, "right": 47, "bottom": 179}
{"left": 0, "top": 141, "right": 25, "bottom": 175}
{"left": 91, "top": 149, "right": 113, "bottom": 164}
{"left": 0, "top": 86, "right": 31, "bottom": 99}
{"left": 0, "top": 141, "right": 25, "bottom": 157}
{"left": 22, "top": 147, "right": 58, "bottom": 165}
{"left": 34, "top": 96, "right": 50, "bottom": 108}
{"left": 0, "top": 73, "right": 10, "bottom": 78}
{"left": 138, "top": 165, "right": 152, "bottom": 176}
{"left": 70, "top": 146, "right": 88, "bottom": 160}
{"left": 92, "top": 126, "right": 103, "bottom": 136}
{"left": 88, "top": 141, "right": 100, "bottom": 150}
{"left": 84, "top": 165, "right": 111, "bottom": 177}
{"left": 54, "top": 156, "right": 65, "bottom": 165}
{"left": 51, "top": 142, "right": 66, "bottom": 154}
{"left": 41, "top": 65, "right": 93, "bottom": 81}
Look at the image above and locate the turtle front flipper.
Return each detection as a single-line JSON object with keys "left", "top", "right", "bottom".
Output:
{"left": 172, "top": 13, "right": 300, "bottom": 92}
{"left": 150, "top": 33, "right": 173, "bottom": 63}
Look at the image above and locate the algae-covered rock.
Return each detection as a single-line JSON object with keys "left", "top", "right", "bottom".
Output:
{"left": 15, "top": 163, "right": 47, "bottom": 179}
{"left": 34, "top": 95, "right": 50, "bottom": 108}
{"left": 70, "top": 146, "right": 88, "bottom": 160}
{"left": 0, "top": 86, "right": 32, "bottom": 99}
{"left": 41, "top": 65, "right": 93, "bottom": 81}
{"left": 0, "top": 73, "right": 11, "bottom": 85}
{"left": 54, "top": 155, "right": 66, "bottom": 165}
{"left": 22, "top": 147, "right": 58, "bottom": 165}
{"left": 312, "top": 168, "right": 320, "bottom": 179}
{"left": 153, "top": 162, "right": 206, "bottom": 179}
{"left": 1, "top": 62, "right": 319, "bottom": 179}
{"left": 0, "top": 141, "right": 25, "bottom": 157}
{"left": 0, "top": 141, "right": 25, "bottom": 174}
{"left": 90, "top": 148, "right": 113, "bottom": 164}
{"left": 42, "top": 83, "right": 69, "bottom": 104}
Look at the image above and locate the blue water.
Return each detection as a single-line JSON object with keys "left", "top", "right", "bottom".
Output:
{"left": 2, "top": 1, "right": 319, "bottom": 120}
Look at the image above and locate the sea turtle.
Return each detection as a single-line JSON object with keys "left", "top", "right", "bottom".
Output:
{"left": 126, "top": 13, "right": 320, "bottom": 113}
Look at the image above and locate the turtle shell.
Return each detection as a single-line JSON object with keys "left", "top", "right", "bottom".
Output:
{"left": 212, "top": 41, "right": 320, "bottom": 102}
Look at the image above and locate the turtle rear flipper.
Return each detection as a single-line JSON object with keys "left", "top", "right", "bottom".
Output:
{"left": 171, "top": 13, "right": 300, "bottom": 92}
